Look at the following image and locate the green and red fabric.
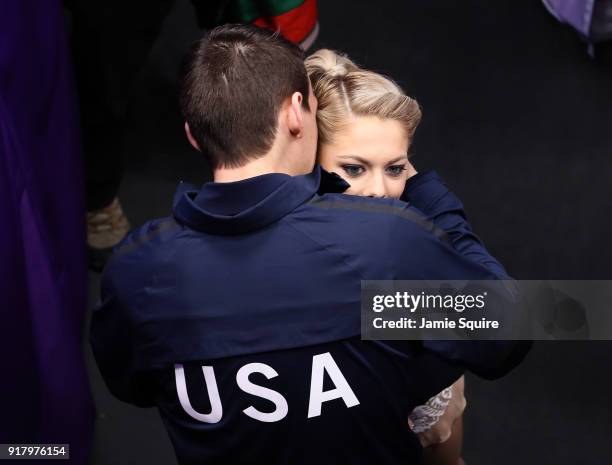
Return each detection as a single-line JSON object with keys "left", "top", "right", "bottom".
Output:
{"left": 193, "top": 0, "right": 319, "bottom": 49}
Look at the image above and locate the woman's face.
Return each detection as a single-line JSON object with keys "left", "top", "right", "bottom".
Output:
{"left": 318, "top": 116, "right": 412, "bottom": 199}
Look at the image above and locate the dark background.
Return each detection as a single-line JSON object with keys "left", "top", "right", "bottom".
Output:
{"left": 85, "top": 0, "right": 612, "bottom": 463}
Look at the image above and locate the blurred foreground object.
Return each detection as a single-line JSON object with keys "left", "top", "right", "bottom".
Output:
{"left": 543, "top": 0, "right": 612, "bottom": 54}
{"left": 0, "top": 0, "right": 95, "bottom": 461}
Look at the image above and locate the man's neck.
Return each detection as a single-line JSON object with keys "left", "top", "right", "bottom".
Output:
{"left": 213, "top": 159, "right": 290, "bottom": 183}
{"left": 213, "top": 145, "right": 312, "bottom": 183}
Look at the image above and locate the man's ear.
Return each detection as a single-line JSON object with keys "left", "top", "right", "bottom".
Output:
{"left": 286, "top": 92, "right": 304, "bottom": 138}
{"left": 184, "top": 122, "right": 201, "bottom": 151}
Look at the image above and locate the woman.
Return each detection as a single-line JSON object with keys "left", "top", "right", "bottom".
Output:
{"left": 306, "top": 49, "right": 468, "bottom": 465}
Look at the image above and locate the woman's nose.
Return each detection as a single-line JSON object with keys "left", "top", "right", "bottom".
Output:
{"left": 365, "top": 176, "right": 388, "bottom": 198}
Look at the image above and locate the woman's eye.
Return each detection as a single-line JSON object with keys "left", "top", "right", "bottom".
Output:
{"left": 386, "top": 165, "right": 407, "bottom": 177}
{"left": 341, "top": 164, "right": 365, "bottom": 177}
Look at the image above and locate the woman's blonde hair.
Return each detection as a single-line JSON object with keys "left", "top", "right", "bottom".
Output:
{"left": 305, "top": 49, "right": 421, "bottom": 146}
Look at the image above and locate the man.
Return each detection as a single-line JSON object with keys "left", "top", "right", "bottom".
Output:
{"left": 91, "top": 24, "right": 528, "bottom": 465}
{"left": 68, "top": 0, "right": 319, "bottom": 271}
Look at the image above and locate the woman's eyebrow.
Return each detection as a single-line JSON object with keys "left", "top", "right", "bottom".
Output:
{"left": 337, "top": 155, "right": 371, "bottom": 165}
{"left": 386, "top": 155, "right": 409, "bottom": 165}
{"left": 337, "top": 154, "right": 409, "bottom": 165}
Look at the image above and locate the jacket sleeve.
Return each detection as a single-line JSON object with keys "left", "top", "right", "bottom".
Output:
{"left": 392, "top": 178, "right": 531, "bottom": 379}
{"left": 401, "top": 170, "right": 509, "bottom": 278}
{"left": 89, "top": 260, "right": 156, "bottom": 407}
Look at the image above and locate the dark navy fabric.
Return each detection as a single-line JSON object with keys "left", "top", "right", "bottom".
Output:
{"left": 400, "top": 171, "right": 531, "bottom": 377}
{"left": 154, "top": 338, "right": 461, "bottom": 465}
{"left": 401, "top": 170, "right": 509, "bottom": 277}
{"left": 91, "top": 165, "right": 529, "bottom": 465}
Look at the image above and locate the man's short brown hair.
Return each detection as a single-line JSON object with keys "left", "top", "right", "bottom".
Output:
{"left": 180, "top": 24, "right": 311, "bottom": 169}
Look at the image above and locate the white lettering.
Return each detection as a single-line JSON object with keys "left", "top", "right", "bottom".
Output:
{"left": 236, "top": 363, "right": 289, "bottom": 423}
{"left": 307, "top": 352, "right": 359, "bottom": 418}
{"left": 175, "top": 364, "right": 223, "bottom": 423}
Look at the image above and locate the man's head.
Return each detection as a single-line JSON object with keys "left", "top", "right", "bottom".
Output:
{"left": 180, "top": 24, "right": 318, "bottom": 179}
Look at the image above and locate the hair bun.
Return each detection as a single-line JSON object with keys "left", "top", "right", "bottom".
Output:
{"left": 305, "top": 49, "right": 359, "bottom": 79}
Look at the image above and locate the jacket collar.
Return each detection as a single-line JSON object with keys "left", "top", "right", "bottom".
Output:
{"left": 173, "top": 165, "right": 349, "bottom": 234}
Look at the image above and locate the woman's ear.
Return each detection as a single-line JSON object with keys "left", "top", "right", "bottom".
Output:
{"left": 286, "top": 92, "right": 304, "bottom": 138}
{"left": 184, "top": 122, "right": 201, "bottom": 151}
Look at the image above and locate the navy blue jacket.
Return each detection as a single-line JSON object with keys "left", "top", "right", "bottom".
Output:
{"left": 90, "top": 166, "right": 529, "bottom": 465}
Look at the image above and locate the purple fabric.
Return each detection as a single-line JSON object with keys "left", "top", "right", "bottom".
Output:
{"left": 0, "top": 0, "right": 95, "bottom": 462}
{"left": 543, "top": 0, "right": 596, "bottom": 36}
